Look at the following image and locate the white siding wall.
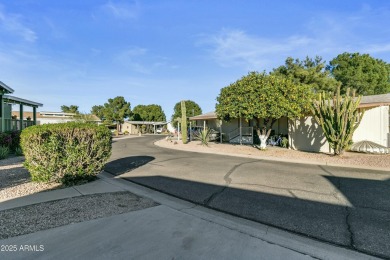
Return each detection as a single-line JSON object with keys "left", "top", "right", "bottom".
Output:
{"left": 288, "top": 117, "right": 331, "bottom": 153}
{"left": 352, "top": 106, "right": 389, "bottom": 147}
{"left": 289, "top": 106, "right": 390, "bottom": 153}
{"left": 38, "top": 118, "right": 75, "bottom": 125}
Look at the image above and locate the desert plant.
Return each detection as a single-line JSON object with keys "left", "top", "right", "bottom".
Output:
{"left": 0, "top": 146, "right": 10, "bottom": 159}
{"left": 311, "top": 87, "right": 364, "bottom": 155}
{"left": 21, "top": 122, "right": 112, "bottom": 183}
{"left": 181, "top": 100, "right": 188, "bottom": 144}
{"left": 281, "top": 137, "right": 289, "bottom": 148}
{"left": 195, "top": 128, "right": 211, "bottom": 146}
{"left": 14, "top": 146, "right": 23, "bottom": 156}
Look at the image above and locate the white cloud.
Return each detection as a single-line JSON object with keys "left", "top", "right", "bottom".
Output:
{"left": 122, "top": 46, "right": 147, "bottom": 57}
{"left": 199, "top": 7, "right": 390, "bottom": 70}
{"left": 113, "top": 46, "right": 150, "bottom": 73}
{"left": 199, "top": 29, "right": 314, "bottom": 69}
{"left": 0, "top": 5, "right": 37, "bottom": 42}
{"left": 113, "top": 47, "right": 178, "bottom": 74}
{"left": 101, "top": 1, "right": 139, "bottom": 19}
{"left": 362, "top": 44, "right": 390, "bottom": 54}
{"left": 43, "top": 17, "right": 66, "bottom": 40}
{"left": 304, "top": 5, "right": 390, "bottom": 57}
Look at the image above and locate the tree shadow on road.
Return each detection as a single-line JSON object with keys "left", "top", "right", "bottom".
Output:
{"left": 104, "top": 156, "right": 155, "bottom": 176}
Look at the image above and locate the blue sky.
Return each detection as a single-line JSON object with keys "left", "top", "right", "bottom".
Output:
{"left": 1, "top": 1, "right": 390, "bottom": 119}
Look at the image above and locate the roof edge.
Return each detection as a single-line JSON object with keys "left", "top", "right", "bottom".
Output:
{"left": 3, "top": 95, "right": 43, "bottom": 107}
{"left": 0, "top": 81, "right": 15, "bottom": 94}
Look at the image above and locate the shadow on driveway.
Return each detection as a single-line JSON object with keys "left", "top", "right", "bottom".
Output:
{"left": 119, "top": 174, "right": 390, "bottom": 259}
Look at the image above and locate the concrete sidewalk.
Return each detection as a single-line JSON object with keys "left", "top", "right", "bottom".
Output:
{"left": 0, "top": 172, "right": 378, "bottom": 260}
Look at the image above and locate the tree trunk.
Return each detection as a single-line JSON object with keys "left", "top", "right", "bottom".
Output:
{"left": 256, "top": 127, "right": 272, "bottom": 149}
{"left": 256, "top": 118, "right": 276, "bottom": 150}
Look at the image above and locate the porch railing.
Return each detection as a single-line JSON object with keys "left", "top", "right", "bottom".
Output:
{"left": 228, "top": 127, "right": 253, "bottom": 144}
{"left": 0, "top": 119, "right": 35, "bottom": 132}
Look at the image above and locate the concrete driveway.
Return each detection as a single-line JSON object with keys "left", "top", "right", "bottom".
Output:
{"left": 106, "top": 135, "right": 390, "bottom": 259}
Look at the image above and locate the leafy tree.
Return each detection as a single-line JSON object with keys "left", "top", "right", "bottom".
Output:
{"left": 171, "top": 100, "right": 202, "bottom": 127}
{"left": 92, "top": 97, "right": 131, "bottom": 133}
{"left": 312, "top": 87, "right": 364, "bottom": 155}
{"left": 132, "top": 104, "right": 166, "bottom": 133}
{"left": 132, "top": 104, "right": 166, "bottom": 122}
{"left": 91, "top": 105, "right": 105, "bottom": 121}
{"left": 216, "top": 72, "right": 312, "bottom": 149}
{"left": 181, "top": 101, "right": 187, "bottom": 144}
{"left": 61, "top": 105, "right": 79, "bottom": 114}
{"left": 327, "top": 52, "right": 390, "bottom": 95}
{"left": 272, "top": 56, "right": 340, "bottom": 93}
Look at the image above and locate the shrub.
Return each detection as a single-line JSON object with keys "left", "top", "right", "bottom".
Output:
{"left": 124, "top": 130, "right": 129, "bottom": 135}
{"left": 281, "top": 137, "right": 289, "bottom": 148}
{"left": 0, "top": 132, "right": 12, "bottom": 148}
{"left": 21, "top": 122, "right": 112, "bottom": 183}
{"left": 195, "top": 128, "right": 211, "bottom": 146}
{"left": 0, "top": 130, "right": 21, "bottom": 153}
{"left": 14, "top": 146, "right": 23, "bottom": 156}
{"left": 61, "top": 174, "right": 98, "bottom": 186}
{"left": 0, "top": 146, "right": 10, "bottom": 160}
{"left": 8, "top": 130, "right": 21, "bottom": 151}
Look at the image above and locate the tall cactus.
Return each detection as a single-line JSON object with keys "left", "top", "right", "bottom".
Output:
{"left": 311, "top": 87, "right": 364, "bottom": 155}
{"left": 181, "top": 100, "right": 188, "bottom": 144}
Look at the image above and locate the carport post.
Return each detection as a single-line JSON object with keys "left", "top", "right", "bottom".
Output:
{"left": 219, "top": 120, "right": 222, "bottom": 143}
{"left": 19, "top": 104, "right": 23, "bottom": 130}
{"left": 0, "top": 95, "right": 4, "bottom": 132}
{"left": 189, "top": 121, "right": 192, "bottom": 141}
{"left": 33, "top": 107, "right": 37, "bottom": 125}
{"left": 177, "top": 122, "right": 180, "bottom": 141}
{"left": 239, "top": 117, "right": 242, "bottom": 145}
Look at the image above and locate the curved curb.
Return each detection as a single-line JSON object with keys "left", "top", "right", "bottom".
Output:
{"left": 154, "top": 139, "right": 390, "bottom": 173}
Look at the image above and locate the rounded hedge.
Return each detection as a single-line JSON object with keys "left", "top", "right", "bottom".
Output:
{"left": 20, "top": 122, "right": 112, "bottom": 183}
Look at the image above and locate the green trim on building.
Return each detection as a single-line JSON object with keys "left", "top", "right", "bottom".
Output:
{"left": 0, "top": 81, "right": 43, "bottom": 132}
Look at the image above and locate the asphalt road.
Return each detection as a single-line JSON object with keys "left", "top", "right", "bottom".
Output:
{"left": 105, "top": 135, "right": 390, "bottom": 259}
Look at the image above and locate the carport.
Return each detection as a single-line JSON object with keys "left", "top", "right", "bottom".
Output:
{"left": 0, "top": 81, "right": 43, "bottom": 132}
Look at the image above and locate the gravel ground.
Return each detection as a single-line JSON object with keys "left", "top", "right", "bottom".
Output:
{"left": 0, "top": 191, "right": 158, "bottom": 239}
{"left": 0, "top": 155, "right": 158, "bottom": 239}
{"left": 155, "top": 139, "right": 390, "bottom": 170}
{"left": 0, "top": 156, "right": 62, "bottom": 202}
